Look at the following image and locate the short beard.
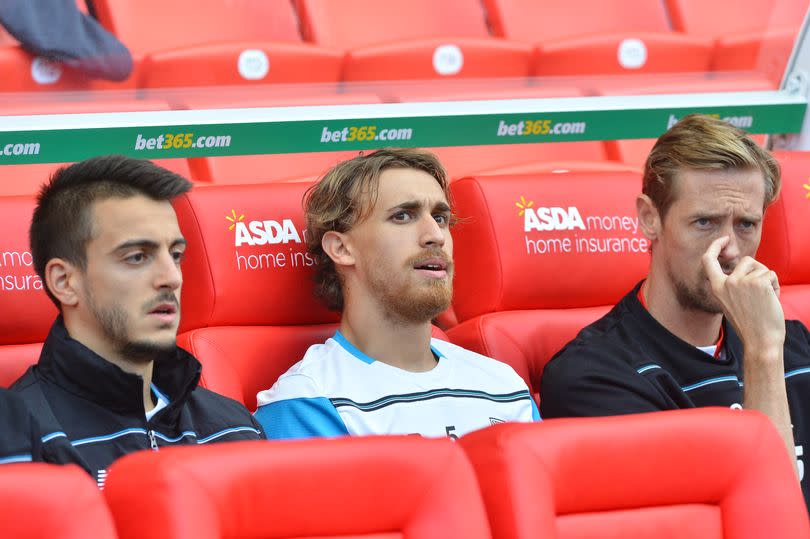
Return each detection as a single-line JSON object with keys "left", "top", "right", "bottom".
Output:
{"left": 369, "top": 269, "right": 453, "bottom": 324}
{"left": 671, "top": 268, "right": 722, "bottom": 314}
{"left": 87, "top": 290, "right": 177, "bottom": 364}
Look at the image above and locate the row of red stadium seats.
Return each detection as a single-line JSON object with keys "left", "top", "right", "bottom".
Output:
{"left": 1, "top": 151, "right": 808, "bottom": 411}
{"left": 0, "top": 0, "right": 803, "bottom": 92}
{"left": 3, "top": 408, "right": 807, "bottom": 539}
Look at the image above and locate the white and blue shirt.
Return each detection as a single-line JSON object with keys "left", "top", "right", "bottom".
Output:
{"left": 255, "top": 331, "right": 540, "bottom": 440}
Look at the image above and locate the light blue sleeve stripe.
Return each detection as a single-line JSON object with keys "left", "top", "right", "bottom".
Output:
{"left": 530, "top": 399, "right": 542, "bottom": 422}
{"left": 0, "top": 454, "right": 32, "bottom": 464}
{"left": 255, "top": 397, "right": 350, "bottom": 440}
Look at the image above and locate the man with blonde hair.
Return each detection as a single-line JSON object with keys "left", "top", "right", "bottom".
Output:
{"left": 255, "top": 148, "right": 538, "bottom": 439}
{"left": 541, "top": 114, "right": 810, "bottom": 506}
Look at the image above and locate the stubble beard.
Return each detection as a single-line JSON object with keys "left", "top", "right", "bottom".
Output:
{"left": 86, "top": 288, "right": 178, "bottom": 364}
{"left": 669, "top": 266, "right": 723, "bottom": 314}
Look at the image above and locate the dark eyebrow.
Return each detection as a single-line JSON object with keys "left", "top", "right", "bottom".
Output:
{"left": 433, "top": 201, "right": 452, "bottom": 213}
{"left": 387, "top": 200, "right": 422, "bottom": 213}
{"left": 111, "top": 238, "right": 187, "bottom": 254}
{"left": 688, "top": 212, "right": 761, "bottom": 221}
{"left": 386, "top": 200, "right": 452, "bottom": 213}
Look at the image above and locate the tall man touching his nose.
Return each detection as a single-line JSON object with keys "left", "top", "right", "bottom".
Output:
{"left": 541, "top": 114, "right": 810, "bottom": 507}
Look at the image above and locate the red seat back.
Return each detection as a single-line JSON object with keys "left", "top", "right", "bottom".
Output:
{"left": 446, "top": 171, "right": 647, "bottom": 396}
{"left": 461, "top": 408, "right": 810, "bottom": 539}
{"left": 759, "top": 151, "right": 810, "bottom": 324}
{"left": 296, "top": 0, "right": 490, "bottom": 49}
{"left": 105, "top": 437, "right": 492, "bottom": 539}
{"left": 173, "top": 182, "right": 337, "bottom": 331}
{"left": 173, "top": 182, "right": 337, "bottom": 407}
{"left": 95, "top": 0, "right": 301, "bottom": 54}
{"left": 451, "top": 172, "right": 647, "bottom": 321}
{"left": 485, "top": 0, "right": 673, "bottom": 41}
{"left": 0, "top": 196, "right": 57, "bottom": 386}
{"left": 0, "top": 464, "right": 117, "bottom": 539}
{"left": 665, "top": 0, "right": 807, "bottom": 36}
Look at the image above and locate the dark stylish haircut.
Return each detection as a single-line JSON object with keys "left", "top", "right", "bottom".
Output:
{"left": 643, "top": 114, "right": 781, "bottom": 219}
{"left": 304, "top": 148, "right": 451, "bottom": 311}
{"left": 30, "top": 155, "right": 192, "bottom": 306}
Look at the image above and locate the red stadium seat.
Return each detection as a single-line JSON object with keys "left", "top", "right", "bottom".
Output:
{"left": 105, "top": 437, "right": 491, "bottom": 539}
{"left": 297, "top": 0, "right": 491, "bottom": 50}
{"left": 95, "top": 0, "right": 342, "bottom": 91}
{"left": 0, "top": 46, "right": 95, "bottom": 92}
{"left": 95, "top": 0, "right": 301, "bottom": 54}
{"left": 665, "top": 0, "right": 807, "bottom": 84}
{"left": 483, "top": 0, "right": 713, "bottom": 80}
{"left": 461, "top": 408, "right": 810, "bottom": 539}
{"left": 174, "top": 182, "right": 447, "bottom": 409}
{"left": 341, "top": 38, "right": 533, "bottom": 82}
{"left": 759, "top": 151, "right": 810, "bottom": 326}
{"left": 0, "top": 464, "right": 118, "bottom": 539}
{"left": 171, "top": 183, "right": 334, "bottom": 332}
{"left": 665, "top": 0, "right": 806, "bottom": 36}
{"left": 532, "top": 33, "right": 713, "bottom": 78}
{"left": 485, "top": 0, "right": 674, "bottom": 42}
{"left": 446, "top": 171, "right": 648, "bottom": 398}
{"left": 136, "top": 42, "right": 344, "bottom": 88}
{"left": 297, "top": 0, "right": 532, "bottom": 89}
{"left": 0, "top": 159, "right": 191, "bottom": 197}
{"left": 0, "top": 195, "right": 57, "bottom": 386}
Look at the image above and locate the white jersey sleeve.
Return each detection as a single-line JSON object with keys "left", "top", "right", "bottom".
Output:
{"left": 254, "top": 372, "right": 349, "bottom": 440}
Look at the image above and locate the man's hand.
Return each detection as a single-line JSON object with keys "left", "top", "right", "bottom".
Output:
{"left": 703, "top": 236, "right": 797, "bottom": 477}
{"left": 702, "top": 235, "right": 785, "bottom": 354}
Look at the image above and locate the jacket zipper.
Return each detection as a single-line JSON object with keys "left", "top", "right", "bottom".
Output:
{"left": 148, "top": 429, "right": 159, "bottom": 451}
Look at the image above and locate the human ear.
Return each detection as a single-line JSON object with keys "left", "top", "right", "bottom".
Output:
{"left": 636, "top": 194, "right": 662, "bottom": 241}
{"left": 44, "top": 258, "right": 80, "bottom": 307}
{"left": 321, "top": 231, "right": 355, "bottom": 268}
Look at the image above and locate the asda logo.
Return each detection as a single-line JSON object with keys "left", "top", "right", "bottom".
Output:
{"left": 226, "top": 210, "right": 303, "bottom": 246}
{"left": 524, "top": 206, "right": 585, "bottom": 232}
{"left": 234, "top": 220, "right": 302, "bottom": 246}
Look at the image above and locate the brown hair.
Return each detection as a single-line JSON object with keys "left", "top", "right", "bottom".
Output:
{"left": 304, "top": 148, "right": 450, "bottom": 311}
{"left": 31, "top": 155, "right": 192, "bottom": 307}
{"left": 643, "top": 114, "right": 780, "bottom": 219}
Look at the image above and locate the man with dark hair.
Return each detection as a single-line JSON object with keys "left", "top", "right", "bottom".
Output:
{"left": 12, "top": 155, "right": 262, "bottom": 485}
{"left": 0, "top": 388, "right": 42, "bottom": 465}
{"left": 255, "top": 148, "right": 539, "bottom": 440}
{"left": 541, "top": 114, "right": 810, "bottom": 506}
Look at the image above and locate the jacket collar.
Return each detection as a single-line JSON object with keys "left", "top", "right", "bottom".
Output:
{"left": 36, "top": 317, "right": 202, "bottom": 419}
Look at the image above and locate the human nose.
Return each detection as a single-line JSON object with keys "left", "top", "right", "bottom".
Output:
{"left": 419, "top": 214, "right": 446, "bottom": 249}
{"left": 718, "top": 226, "right": 740, "bottom": 264}
{"left": 154, "top": 250, "right": 183, "bottom": 291}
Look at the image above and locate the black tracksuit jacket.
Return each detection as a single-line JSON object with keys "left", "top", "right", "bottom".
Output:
{"left": 11, "top": 318, "right": 263, "bottom": 486}
{"left": 0, "top": 388, "right": 42, "bottom": 464}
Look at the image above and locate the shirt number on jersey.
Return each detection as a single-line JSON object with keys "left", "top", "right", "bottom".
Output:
{"left": 797, "top": 445, "right": 805, "bottom": 482}
{"left": 445, "top": 426, "right": 459, "bottom": 440}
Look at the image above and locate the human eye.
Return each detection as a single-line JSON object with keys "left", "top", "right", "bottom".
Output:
{"left": 737, "top": 219, "right": 757, "bottom": 232}
{"left": 391, "top": 210, "right": 413, "bottom": 223}
{"left": 124, "top": 251, "right": 148, "bottom": 265}
{"left": 694, "top": 217, "right": 713, "bottom": 230}
{"left": 171, "top": 248, "right": 186, "bottom": 264}
{"left": 433, "top": 212, "right": 450, "bottom": 226}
